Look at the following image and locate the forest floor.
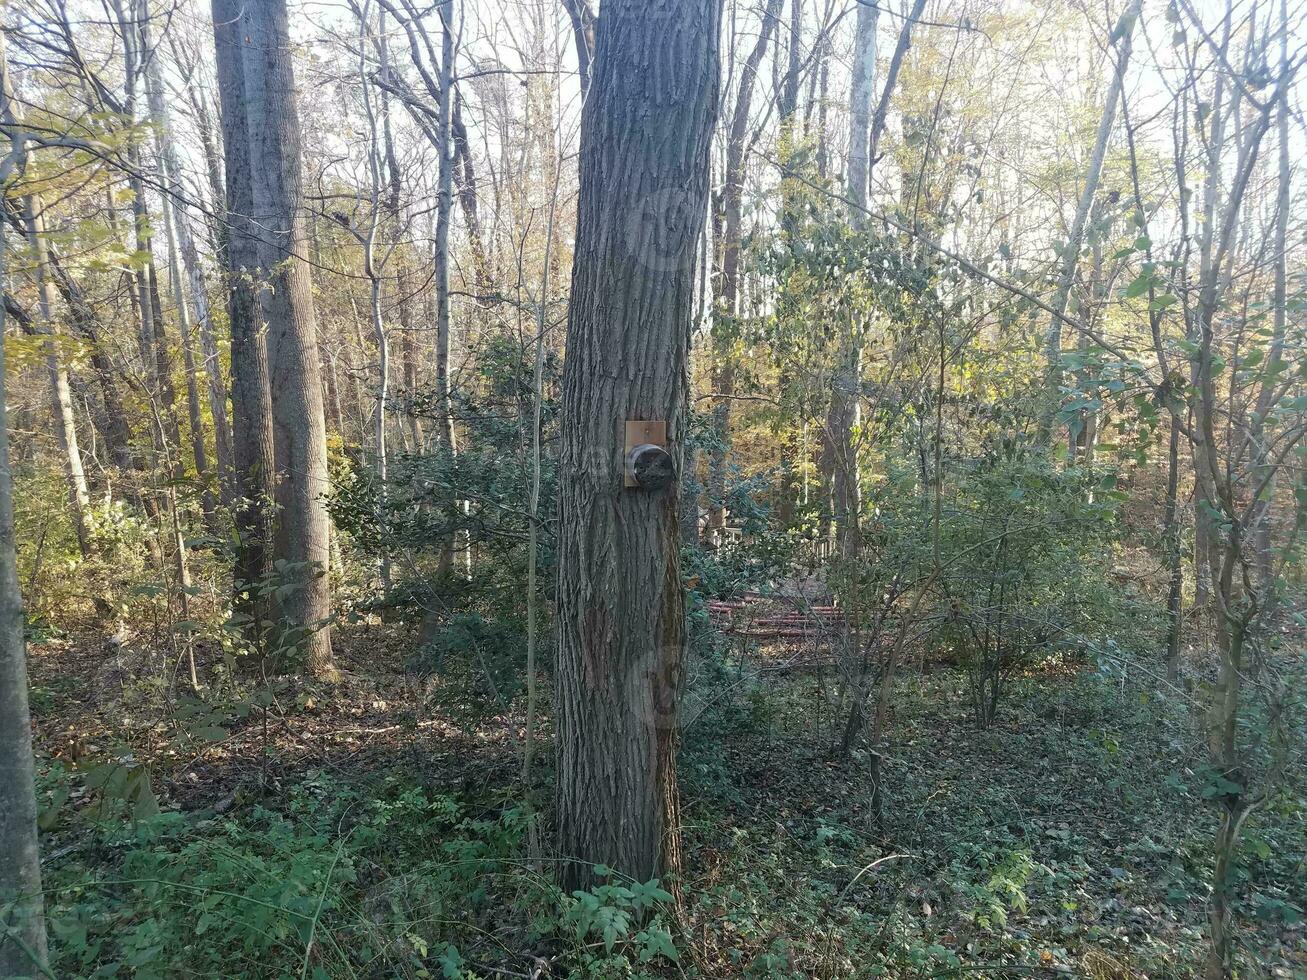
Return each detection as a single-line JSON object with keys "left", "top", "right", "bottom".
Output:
{"left": 22, "top": 621, "right": 1307, "bottom": 979}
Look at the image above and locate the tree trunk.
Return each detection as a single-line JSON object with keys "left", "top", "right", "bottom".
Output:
{"left": 240, "top": 0, "right": 335, "bottom": 675}
{"left": 824, "top": 0, "right": 880, "bottom": 557}
{"left": 0, "top": 45, "right": 49, "bottom": 974}
{"left": 555, "top": 0, "right": 720, "bottom": 891}
{"left": 8, "top": 215, "right": 135, "bottom": 470}
{"left": 146, "top": 39, "right": 235, "bottom": 505}
{"left": 434, "top": 1, "right": 460, "bottom": 577}
{"left": 1042, "top": 0, "right": 1139, "bottom": 436}
{"left": 560, "top": 0, "right": 597, "bottom": 97}
{"left": 1164, "top": 417, "right": 1184, "bottom": 680}
{"left": 160, "top": 171, "right": 217, "bottom": 520}
{"left": 1250, "top": 0, "right": 1290, "bottom": 598}
{"left": 707, "top": 0, "right": 782, "bottom": 541}
{"left": 6, "top": 133, "right": 95, "bottom": 560}
{"left": 213, "top": 0, "right": 278, "bottom": 632}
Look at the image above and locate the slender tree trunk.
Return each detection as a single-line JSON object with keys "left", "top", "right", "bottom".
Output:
{"left": 160, "top": 172, "right": 216, "bottom": 518}
{"left": 1164, "top": 417, "right": 1184, "bottom": 680}
{"left": 1042, "top": 0, "right": 1139, "bottom": 436}
{"left": 0, "top": 45, "right": 48, "bottom": 973}
{"left": 560, "top": 0, "right": 596, "bottom": 97}
{"left": 17, "top": 219, "right": 135, "bottom": 469}
{"left": 434, "top": 0, "right": 460, "bottom": 577}
{"left": 825, "top": 0, "right": 880, "bottom": 556}
{"left": 15, "top": 173, "right": 94, "bottom": 562}
{"left": 523, "top": 146, "right": 562, "bottom": 790}
{"left": 707, "top": 0, "right": 782, "bottom": 541}
{"left": 369, "top": 268, "right": 390, "bottom": 588}
{"left": 1, "top": 48, "right": 95, "bottom": 557}
{"left": 1251, "top": 0, "right": 1290, "bottom": 598}
{"left": 359, "top": 16, "right": 392, "bottom": 592}
{"left": 450, "top": 90, "right": 490, "bottom": 298}
{"left": 555, "top": 0, "right": 721, "bottom": 891}
{"left": 397, "top": 267, "right": 422, "bottom": 451}
{"left": 146, "top": 43, "right": 235, "bottom": 505}
{"left": 240, "top": 0, "right": 335, "bottom": 675}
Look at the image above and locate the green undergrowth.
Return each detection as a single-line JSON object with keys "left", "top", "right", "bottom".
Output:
{"left": 38, "top": 776, "right": 677, "bottom": 979}
{"left": 31, "top": 666, "right": 1305, "bottom": 979}
{"left": 675, "top": 667, "right": 1306, "bottom": 978}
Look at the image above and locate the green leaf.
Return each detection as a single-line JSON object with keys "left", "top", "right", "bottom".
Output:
{"left": 1124, "top": 272, "right": 1152, "bottom": 298}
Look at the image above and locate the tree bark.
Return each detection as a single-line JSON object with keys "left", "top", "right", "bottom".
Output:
{"left": 1250, "top": 0, "right": 1290, "bottom": 598}
{"left": 0, "top": 44, "right": 49, "bottom": 972}
{"left": 431, "top": 0, "right": 460, "bottom": 577}
{"left": 27, "top": 205, "right": 95, "bottom": 560}
{"left": 2, "top": 207, "right": 134, "bottom": 470}
{"left": 555, "top": 0, "right": 720, "bottom": 891}
{"left": 823, "top": 0, "right": 881, "bottom": 556}
{"left": 238, "top": 0, "right": 335, "bottom": 674}
{"left": 213, "top": 0, "right": 278, "bottom": 631}
{"left": 560, "top": 0, "right": 597, "bottom": 97}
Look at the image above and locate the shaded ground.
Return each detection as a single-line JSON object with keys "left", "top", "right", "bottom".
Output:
{"left": 22, "top": 623, "right": 1307, "bottom": 978}
{"left": 678, "top": 667, "right": 1306, "bottom": 978}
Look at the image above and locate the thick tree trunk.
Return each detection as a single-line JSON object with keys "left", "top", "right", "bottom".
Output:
{"left": 555, "top": 0, "right": 720, "bottom": 891}
{"left": 213, "top": 0, "right": 278, "bottom": 630}
{"left": 240, "top": 0, "right": 335, "bottom": 675}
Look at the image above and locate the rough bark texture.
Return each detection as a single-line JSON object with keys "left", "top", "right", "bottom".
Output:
{"left": 239, "top": 0, "right": 335, "bottom": 673}
{"left": 213, "top": 0, "right": 277, "bottom": 628}
{"left": 555, "top": 0, "right": 721, "bottom": 891}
